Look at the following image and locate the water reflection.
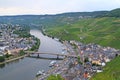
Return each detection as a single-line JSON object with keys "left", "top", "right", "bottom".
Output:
{"left": 0, "top": 58, "right": 24, "bottom": 69}
{"left": 6, "top": 59, "right": 20, "bottom": 65}
{"left": 0, "top": 64, "right": 5, "bottom": 68}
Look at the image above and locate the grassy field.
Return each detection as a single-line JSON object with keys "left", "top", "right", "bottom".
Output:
{"left": 90, "top": 56, "right": 120, "bottom": 80}
{"left": 46, "top": 17, "right": 120, "bottom": 49}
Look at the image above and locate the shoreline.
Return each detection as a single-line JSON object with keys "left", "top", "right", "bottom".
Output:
{"left": 0, "top": 29, "right": 40, "bottom": 65}
{"left": 33, "top": 57, "right": 68, "bottom": 80}
{"left": 0, "top": 54, "right": 27, "bottom": 65}
{"left": 0, "top": 29, "right": 64, "bottom": 80}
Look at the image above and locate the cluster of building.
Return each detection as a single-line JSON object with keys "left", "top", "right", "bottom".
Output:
{"left": 0, "top": 24, "right": 36, "bottom": 56}
{"left": 38, "top": 40, "right": 120, "bottom": 80}
{"left": 61, "top": 41, "right": 120, "bottom": 80}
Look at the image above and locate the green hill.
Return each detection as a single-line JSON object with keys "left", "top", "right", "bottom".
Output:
{"left": 104, "top": 8, "right": 120, "bottom": 17}
{"left": 0, "top": 10, "right": 108, "bottom": 29}
{"left": 46, "top": 17, "right": 120, "bottom": 49}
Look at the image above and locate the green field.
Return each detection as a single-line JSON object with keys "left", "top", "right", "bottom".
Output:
{"left": 91, "top": 56, "right": 120, "bottom": 80}
{"left": 46, "top": 17, "right": 120, "bottom": 49}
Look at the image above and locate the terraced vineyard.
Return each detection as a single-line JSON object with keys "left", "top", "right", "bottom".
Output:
{"left": 46, "top": 17, "right": 120, "bottom": 49}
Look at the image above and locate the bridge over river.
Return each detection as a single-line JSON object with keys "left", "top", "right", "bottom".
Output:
{"left": 25, "top": 51, "right": 78, "bottom": 59}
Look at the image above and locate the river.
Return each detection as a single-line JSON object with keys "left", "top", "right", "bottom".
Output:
{"left": 0, "top": 29, "right": 64, "bottom": 80}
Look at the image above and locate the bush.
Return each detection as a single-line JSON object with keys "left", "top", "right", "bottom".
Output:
{"left": 47, "top": 74, "right": 64, "bottom": 80}
{"left": 5, "top": 53, "right": 12, "bottom": 58}
{"left": 0, "top": 56, "right": 5, "bottom": 62}
{"left": 77, "top": 56, "right": 82, "bottom": 64}
{"left": 84, "top": 57, "right": 89, "bottom": 63}
{"left": 19, "top": 50, "right": 25, "bottom": 56}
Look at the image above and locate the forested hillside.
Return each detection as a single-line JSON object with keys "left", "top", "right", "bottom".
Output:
{"left": 0, "top": 10, "right": 108, "bottom": 29}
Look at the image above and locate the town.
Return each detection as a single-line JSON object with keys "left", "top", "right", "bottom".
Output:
{"left": 0, "top": 24, "right": 39, "bottom": 63}
{"left": 35, "top": 39, "right": 120, "bottom": 80}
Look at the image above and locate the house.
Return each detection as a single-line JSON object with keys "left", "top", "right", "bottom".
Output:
{"left": 101, "top": 62, "right": 106, "bottom": 66}
{"left": 0, "top": 53, "right": 4, "bottom": 56}
{"left": 0, "top": 49, "right": 4, "bottom": 56}
{"left": 104, "top": 57, "right": 111, "bottom": 62}
{"left": 91, "top": 59, "right": 101, "bottom": 65}
{"left": 0, "top": 42, "right": 4, "bottom": 46}
{"left": 83, "top": 71, "right": 88, "bottom": 79}
{"left": 97, "top": 70, "right": 103, "bottom": 73}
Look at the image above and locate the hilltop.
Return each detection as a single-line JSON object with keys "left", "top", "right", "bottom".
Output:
{"left": 0, "top": 10, "right": 108, "bottom": 28}
{"left": 101, "top": 8, "right": 120, "bottom": 17}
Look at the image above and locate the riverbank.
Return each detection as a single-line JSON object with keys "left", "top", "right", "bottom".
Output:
{"left": 0, "top": 54, "right": 27, "bottom": 65}
{"left": 0, "top": 29, "right": 66, "bottom": 80}
{"left": 34, "top": 29, "right": 120, "bottom": 80}
{"left": 0, "top": 24, "right": 41, "bottom": 67}
{"left": 41, "top": 29, "right": 63, "bottom": 43}
{"left": 33, "top": 57, "right": 68, "bottom": 80}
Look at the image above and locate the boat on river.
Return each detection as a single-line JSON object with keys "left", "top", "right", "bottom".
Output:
{"left": 36, "top": 70, "right": 45, "bottom": 76}
{"left": 49, "top": 60, "right": 57, "bottom": 67}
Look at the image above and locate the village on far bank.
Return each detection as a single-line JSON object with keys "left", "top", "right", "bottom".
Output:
{"left": 41, "top": 39, "right": 120, "bottom": 80}
{"left": 35, "top": 31, "right": 120, "bottom": 80}
{"left": 0, "top": 24, "right": 39, "bottom": 62}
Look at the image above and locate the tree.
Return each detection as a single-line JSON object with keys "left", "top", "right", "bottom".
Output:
{"left": 84, "top": 57, "right": 89, "bottom": 63}
{"left": 5, "top": 53, "right": 12, "bottom": 58}
{"left": 0, "top": 56, "right": 5, "bottom": 62}
{"left": 77, "top": 56, "right": 82, "bottom": 64}
{"left": 47, "top": 74, "right": 64, "bottom": 80}
{"left": 19, "top": 50, "right": 25, "bottom": 56}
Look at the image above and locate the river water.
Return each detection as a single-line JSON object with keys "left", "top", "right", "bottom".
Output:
{"left": 0, "top": 29, "right": 64, "bottom": 80}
